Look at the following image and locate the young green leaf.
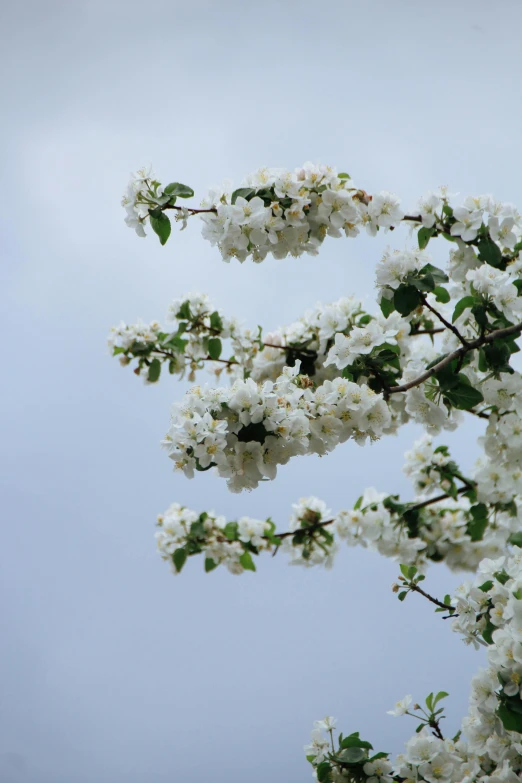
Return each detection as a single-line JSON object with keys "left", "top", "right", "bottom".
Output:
{"left": 380, "top": 297, "right": 395, "bottom": 318}
{"left": 239, "top": 551, "right": 256, "bottom": 572}
{"left": 208, "top": 338, "right": 222, "bottom": 360}
{"left": 452, "top": 295, "right": 475, "bottom": 323}
{"left": 394, "top": 285, "right": 422, "bottom": 316}
{"left": 204, "top": 557, "right": 218, "bottom": 573}
{"left": 418, "top": 226, "right": 436, "bottom": 250}
{"left": 164, "top": 182, "right": 194, "bottom": 198}
{"left": 149, "top": 211, "right": 172, "bottom": 245}
{"left": 434, "top": 286, "right": 450, "bottom": 304}
{"left": 231, "top": 187, "right": 255, "bottom": 204}
{"left": 173, "top": 547, "right": 187, "bottom": 573}
{"left": 147, "top": 358, "right": 162, "bottom": 383}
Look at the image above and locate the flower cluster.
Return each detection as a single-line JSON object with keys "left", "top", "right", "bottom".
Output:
{"left": 122, "top": 162, "right": 410, "bottom": 261}
{"left": 108, "top": 292, "right": 377, "bottom": 386}
{"left": 475, "top": 410, "right": 522, "bottom": 505}
{"left": 307, "top": 551, "right": 522, "bottom": 783}
{"left": 155, "top": 436, "right": 519, "bottom": 575}
{"left": 155, "top": 502, "right": 273, "bottom": 576}
{"left": 115, "top": 161, "right": 522, "bottom": 783}
{"left": 161, "top": 366, "right": 391, "bottom": 492}
{"left": 108, "top": 318, "right": 163, "bottom": 375}
{"left": 199, "top": 164, "right": 404, "bottom": 263}
{"left": 122, "top": 165, "right": 194, "bottom": 241}
{"left": 403, "top": 435, "right": 468, "bottom": 498}
{"left": 108, "top": 292, "right": 262, "bottom": 384}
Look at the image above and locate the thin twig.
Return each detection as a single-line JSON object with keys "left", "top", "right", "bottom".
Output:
{"left": 419, "top": 294, "right": 469, "bottom": 347}
{"left": 389, "top": 320, "right": 522, "bottom": 395}
{"left": 405, "top": 582, "right": 449, "bottom": 611}
{"left": 265, "top": 484, "right": 471, "bottom": 544}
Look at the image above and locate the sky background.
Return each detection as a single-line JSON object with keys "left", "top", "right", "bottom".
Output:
{"left": 2, "top": 1, "right": 522, "bottom": 781}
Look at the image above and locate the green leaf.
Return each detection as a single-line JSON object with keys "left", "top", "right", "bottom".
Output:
{"left": 425, "top": 692, "right": 434, "bottom": 711}
{"left": 394, "top": 284, "right": 422, "bottom": 316}
{"left": 478, "top": 580, "right": 494, "bottom": 593}
{"left": 340, "top": 737, "right": 373, "bottom": 750}
{"left": 477, "top": 236, "right": 503, "bottom": 268}
{"left": 147, "top": 358, "right": 161, "bottom": 383}
{"left": 210, "top": 311, "right": 224, "bottom": 332}
{"left": 338, "top": 172, "right": 351, "bottom": 179}
{"left": 466, "top": 503, "right": 489, "bottom": 542}
{"left": 418, "top": 262, "right": 449, "bottom": 285}
{"left": 380, "top": 296, "right": 395, "bottom": 317}
{"left": 400, "top": 564, "right": 410, "bottom": 578}
{"left": 164, "top": 182, "right": 194, "bottom": 198}
{"left": 495, "top": 569, "right": 510, "bottom": 585}
{"left": 208, "top": 337, "right": 222, "bottom": 360}
{"left": 239, "top": 551, "right": 256, "bottom": 572}
{"left": 443, "top": 380, "right": 484, "bottom": 410}
{"left": 223, "top": 522, "right": 238, "bottom": 541}
{"left": 112, "top": 346, "right": 126, "bottom": 356}
{"left": 482, "top": 341, "right": 512, "bottom": 372}
{"left": 434, "top": 286, "right": 450, "bottom": 304}
{"left": 316, "top": 762, "right": 332, "bottom": 782}
{"left": 509, "top": 532, "right": 522, "bottom": 547}
{"left": 231, "top": 187, "right": 255, "bottom": 204}
{"left": 498, "top": 702, "right": 522, "bottom": 733}
{"left": 173, "top": 547, "right": 187, "bottom": 573}
{"left": 176, "top": 301, "right": 192, "bottom": 320}
{"left": 482, "top": 617, "right": 496, "bottom": 645}
{"left": 162, "top": 333, "right": 188, "bottom": 353}
{"left": 190, "top": 520, "right": 206, "bottom": 539}
{"left": 499, "top": 499, "right": 518, "bottom": 518}
{"left": 471, "top": 303, "right": 489, "bottom": 328}
{"left": 149, "top": 210, "right": 172, "bottom": 245}
{"left": 337, "top": 747, "right": 367, "bottom": 764}
{"left": 204, "top": 557, "right": 218, "bottom": 573}
{"left": 433, "top": 691, "right": 449, "bottom": 707}
{"left": 435, "top": 365, "right": 460, "bottom": 393}
{"left": 398, "top": 591, "right": 407, "bottom": 601}
{"left": 452, "top": 295, "right": 476, "bottom": 323}
{"left": 418, "top": 226, "right": 436, "bottom": 250}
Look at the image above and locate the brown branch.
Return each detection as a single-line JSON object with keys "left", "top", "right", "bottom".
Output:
{"left": 408, "top": 485, "right": 469, "bottom": 512}
{"left": 269, "top": 519, "right": 335, "bottom": 542}
{"left": 405, "top": 581, "right": 449, "bottom": 611}
{"left": 154, "top": 348, "right": 238, "bottom": 367}
{"left": 429, "top": 718, "right": 445, "bottom": 741}
{"left": 419, "top": 294, "right": 469, "bottom": 347}
{"left": 266, "top": 484, "right": 471, "bottom": 544}
{"left": 411, "top": 328, "right": 445, "bottom": 336}
{"left": 469, "top": 408, "right": 490, "bottom": 420}
{"left": 163, "top": 204, "right": 217, "bottom": 215}
{"left": 389, "top": 320, "right": 522, "bottom": 395}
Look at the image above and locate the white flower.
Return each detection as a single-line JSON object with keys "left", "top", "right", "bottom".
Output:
{"left": 387, "top": 694, "right": 412, "bottom": 716}
{"left": 314, "top": 716, "right": 337, "bottom": 732}
{"left": 450, "top": 207, "right": 483, "bottom": 242}
{"left": 303, "top": 730, "right": 329, "bottom": 763}
{"left": 417, "top": 191, "right": 442, "bottom": 228}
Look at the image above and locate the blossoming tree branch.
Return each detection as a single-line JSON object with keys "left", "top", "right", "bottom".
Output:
{"left": 112, "top": 162, "right": 522, "bottom": 782}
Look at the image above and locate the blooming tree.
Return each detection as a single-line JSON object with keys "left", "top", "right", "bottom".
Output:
{"left": 112, "top": 162, "right": 522, "bottom": 782}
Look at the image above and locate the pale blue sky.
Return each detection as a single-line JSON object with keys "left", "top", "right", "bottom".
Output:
{"left": 2, "top": 1, "right": 522, "bottom": 781}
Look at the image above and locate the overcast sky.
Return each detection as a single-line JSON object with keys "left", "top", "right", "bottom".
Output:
{"left": 2, "top": 1, "right": 522, "bottom": 781}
